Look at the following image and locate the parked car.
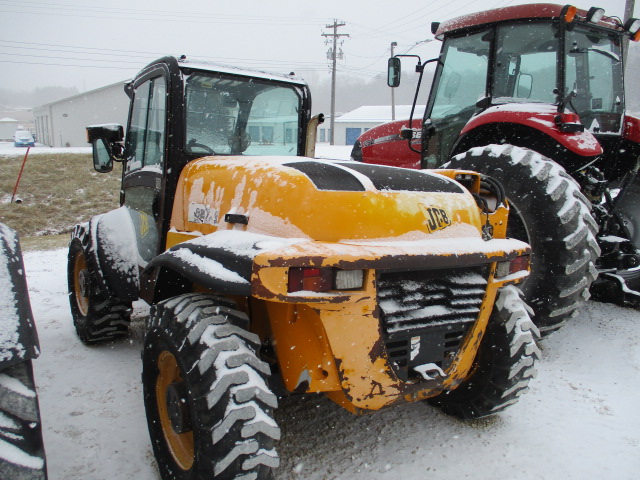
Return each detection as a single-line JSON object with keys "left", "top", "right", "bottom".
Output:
{"left": 14, "top": 130, "right": 35, "bottom": 147}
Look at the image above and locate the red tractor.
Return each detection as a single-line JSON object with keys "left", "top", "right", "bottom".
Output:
{"left": 352, "top": 3, "right": 640, "bottom": 334}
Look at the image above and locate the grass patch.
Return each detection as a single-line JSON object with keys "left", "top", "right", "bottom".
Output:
{"left": 0, "top": 152, "right": 121, "bottom": 250}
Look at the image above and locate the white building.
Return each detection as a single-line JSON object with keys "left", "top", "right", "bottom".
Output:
{"left": 318, "top": 105, "right": 426, "bottom": 146}
{"left": 33, "top": 81, "right": 130, "bottom": 147}
{"left": 0, "top": 117, "right": 21, "bottom": 141}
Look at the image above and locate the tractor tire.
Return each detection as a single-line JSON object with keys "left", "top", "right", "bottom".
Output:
{"left": 142, "top": 293, "right": 279, "bottom": 480}
{"left": 67, "top": 234, "right": 132, "bottom": 344}
{"left": 0, "top": 361, "right": 47, "bottom": 480}
{"left": 444, "top": 144, "right": 600, "bottom": 334}
{"left": 429, "top": 286, "right": 540, "bottom": 419}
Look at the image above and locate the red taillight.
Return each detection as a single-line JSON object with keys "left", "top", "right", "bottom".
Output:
{"left": 496, "top": 255, "right": 530, "bottom": 278}
{"left": 288, "top": 267, "right": 333, "bottom": 293}
{"left": 509, "top": 255, "right": 530, "bottom": 275}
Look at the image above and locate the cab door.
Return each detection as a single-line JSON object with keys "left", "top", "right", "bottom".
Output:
{"left": 423, "top": 30, "right": 491, "bottom": 168}
{"left": 122, "top": 70, "right": 168, "bottom": 266}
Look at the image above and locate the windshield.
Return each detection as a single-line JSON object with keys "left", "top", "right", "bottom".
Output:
{"left": 184, "top": 73, "right": 303, "bottom": 156}
{"left": 565, "top": 27, "right": 624, "bottom": 134}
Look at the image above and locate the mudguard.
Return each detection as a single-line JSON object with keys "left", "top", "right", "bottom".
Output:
{"left": 0, "top": 223, "right": 40, "bottom": 369}
{"left": 146, "top": 231, "right": 305, "bottom": 296}
{"left": 460, "top": 104, "right": 603, "bottom": 156}
{"left": 74, "top": 207, "right": 140, "bottom": 302}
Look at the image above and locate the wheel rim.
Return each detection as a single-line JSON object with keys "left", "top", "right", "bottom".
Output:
{"left": 156, "top": 351, "right": 194, "bottom": 471}
{"left": 73, "top": 250, "right": 90, "bottom": 316}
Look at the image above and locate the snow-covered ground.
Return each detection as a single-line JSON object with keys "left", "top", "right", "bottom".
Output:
{"left": 0, "top": 141, "right": 91, "bottom": 155}
{"left": 23, "top": 248, "right": 640, "bottom": 480}
{"left": 7, "top": 143, "right": 640, "bottom": 479}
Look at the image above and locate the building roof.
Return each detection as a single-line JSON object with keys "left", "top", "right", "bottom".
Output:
{"left": 335, "top": 105, "right": 426, "bottom": 123}
{"left": 33, "top": 80, "right": 129, "bottom": 111}
{"left": 0, "top": 117, "right": 19, "bottom": 123}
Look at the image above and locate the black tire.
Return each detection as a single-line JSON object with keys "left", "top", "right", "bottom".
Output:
{"left": 67, "top": 228, "right": 131, "bottom": 344}
{"left": 444, "top": 144, "right": 600, "bottom": 334}
{"left": 142, "top": 293, "right": 279, "bottom": 480}
{"left": 0, "top": 361, "right": 47, "bottom": 480}
{"left": 429, "top": 286, "right": 540, "bottom": 419}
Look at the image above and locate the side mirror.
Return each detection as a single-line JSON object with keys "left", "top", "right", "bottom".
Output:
{"left": 387, "top": 57, "right": 401, "bottom": 87}
{"left": 86, "top": 124, "right": 124, "bottom": 173}
{"left": 93, "top": 138, "right": 113, "bottom": 173}
{"left": 517, "top": 74, "right": 533, "bottom": 98}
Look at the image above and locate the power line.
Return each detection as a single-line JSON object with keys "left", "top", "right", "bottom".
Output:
{"left": 0, "top": 0, "right": 325, "bottom": 25}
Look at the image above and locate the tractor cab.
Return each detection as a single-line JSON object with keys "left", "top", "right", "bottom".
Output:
{"left": 386, "top": 4, "right": 636, "bottom": 171}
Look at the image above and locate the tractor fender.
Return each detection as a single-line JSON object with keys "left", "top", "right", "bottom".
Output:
{"left": 460, "top": 104, "right": 603, "bottom": 157}
{"left": 623, "top": 114, "right": 640, "bottom": 143}
{"left": 146, "top": 231, "right": 306, "bottom": 298}
{"left": 74, "top": 207, "right": 140, "bottom": 302}
{"left": 0, "top": 223, "right": 40, "bottom": 369}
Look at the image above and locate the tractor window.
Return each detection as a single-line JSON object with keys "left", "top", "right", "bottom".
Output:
{"left": 429, "top": 31, "right": 491, "bottom": 124}
{"left": 493, "top": 23, "right": 558, "bottom": 104}
{"left": 565, "top": 28, "right": 623, "bottom": 134}
{"left": 185, "top": 73, "right": 302, "bottom": 156}
{"left": 425, "top": 30, "right": 490, "bottom": 166}
{"left": 125, "top": 76, "right": 167, "bottom": 173}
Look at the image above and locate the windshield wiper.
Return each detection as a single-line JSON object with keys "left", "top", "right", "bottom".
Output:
{"left": 569, "top": 47, "right": 620, "bottom": 62}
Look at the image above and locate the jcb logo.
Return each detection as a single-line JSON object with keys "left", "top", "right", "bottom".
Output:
{"left": 419, "top": 205, "right": 451, "bottom": 233}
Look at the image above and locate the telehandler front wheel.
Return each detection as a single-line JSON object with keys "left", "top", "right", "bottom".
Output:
{"left": 142, "top": 293, "right": 280, "bottom": 480}
{"left": 429, "top": 286, "right": 540, "bottom": 419}
{"left": 445, "top": 144, "right": 599, "bottom": 334}
{"left": 67, "top": 238, "right": 131, "bottom": 344}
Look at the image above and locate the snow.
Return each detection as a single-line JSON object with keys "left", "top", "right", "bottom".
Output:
{"left": 3, "top": 143, "right": 639, "bottom": 477}
{"left": 19, "top": 247, "right": 640, "bottom": 480}
{"left": 334, "top": 105, "right": 426, "bottom": 124}
{"left": 171, "top": 248, "right": 249, "bottom": 285}
{"left": 0, "top": 141, "right": 91, "bottom": 155}
{"left": 0, "top": 224, "right": 26, "bottom": 362}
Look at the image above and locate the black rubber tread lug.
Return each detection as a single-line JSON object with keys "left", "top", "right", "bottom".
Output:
{"left": 0, "top": 362, "right": 47, "bottom": 480}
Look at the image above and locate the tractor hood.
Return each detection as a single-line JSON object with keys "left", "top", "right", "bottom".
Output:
{"left": 170, "top": 156, "right": 484, "bottom": 242}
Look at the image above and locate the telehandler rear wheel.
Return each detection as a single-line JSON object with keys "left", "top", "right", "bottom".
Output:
{"left": 445, "top": 144, "right": 599, "bottom": 334}
{"left": 142, "top": 293, "right": 279, "bottom": 480}
{"left": 429, "top": 286, "right": 540, "bottom": 419}
{"left": 67, "top": 237, "right": 132, "bottom": 344}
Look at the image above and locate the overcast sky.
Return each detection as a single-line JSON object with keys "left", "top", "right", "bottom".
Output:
{"left": 0, "top": 0, "right": 636, "bottom": 93}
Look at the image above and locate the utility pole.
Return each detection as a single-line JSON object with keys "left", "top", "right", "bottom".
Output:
{"left": 322, "top": 20, "right": 349, "bottom": 145}
{"left": 390, "top": 42, "right": 397, "bottom": 120}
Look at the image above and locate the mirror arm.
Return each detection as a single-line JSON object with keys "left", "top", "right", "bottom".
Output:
{"left": 111, "top": 142, "right": 125, "bottom": 162}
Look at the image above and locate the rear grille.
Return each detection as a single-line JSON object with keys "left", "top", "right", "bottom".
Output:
{"left": 377, "top": 268, "right": 488, "bottom": 381}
